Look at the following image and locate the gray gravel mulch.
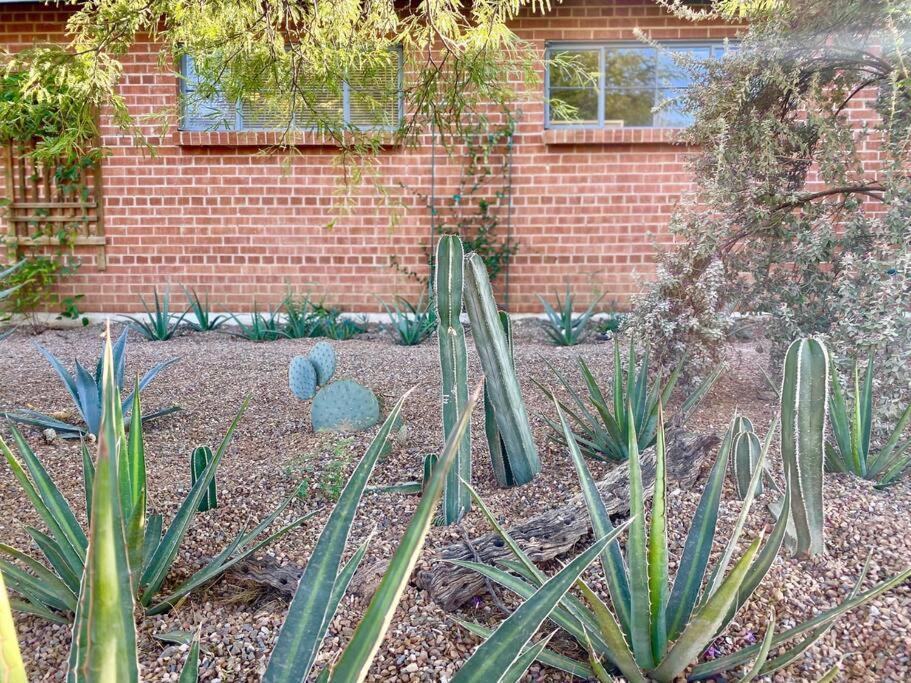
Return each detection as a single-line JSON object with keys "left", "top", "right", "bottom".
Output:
{"left": 0, "top": 322, "right": 908, "bottom": 681}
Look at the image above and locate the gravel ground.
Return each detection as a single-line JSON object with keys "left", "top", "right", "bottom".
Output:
{"left": 0, "top": 322, "right": 908, "bottom": 681}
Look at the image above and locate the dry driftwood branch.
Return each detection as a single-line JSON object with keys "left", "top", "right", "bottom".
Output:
{"left": 230, "top": 427, "right": 719, "bottom": 610}
{"left": 414, "top": 427, "right": 719, "bottom": 611}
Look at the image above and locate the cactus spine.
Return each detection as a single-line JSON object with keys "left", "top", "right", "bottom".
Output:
{"left": 463, "top": 251, "right": 540, "bottom": 486}
{"left": 434, "top": 235, "right": 471, "bottom": 523}
{"left": 190, "top": 446, "right": 217, "bottom": 512}
{"left": 780, "top": 337, "right": 829, "bottom": 556}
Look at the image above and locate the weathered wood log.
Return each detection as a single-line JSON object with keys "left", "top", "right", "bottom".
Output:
{"left": 229, "top": 427, "right": 719, "bottom": 609}
{"left": 414, "top": 427, "right": 719, "bottom": 611}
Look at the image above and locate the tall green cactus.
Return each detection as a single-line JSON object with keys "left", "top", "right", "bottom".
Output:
{"left": 780, "top": 337, "right": 829, "bottom": 556}
{"left": 463, "top": 251, "right": 540, "bottom": 486}
{"left": 434, "top": 235, "right": 471, "bottom": 523}
{"left": 483, "top": 310, "right": 517, "bottom": 487}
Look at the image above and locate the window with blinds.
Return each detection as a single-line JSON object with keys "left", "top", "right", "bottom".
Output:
{"left": 179, "top": 50, "right": 403, "bottom": 132}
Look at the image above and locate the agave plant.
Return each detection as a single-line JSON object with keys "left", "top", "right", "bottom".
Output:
{"left": 4, "top": 327, "right": 178, "bottom": 438}
{"left": 0, "top": 260, "right": 24, "bottom": 342}
{"left": 282, "top": 292, "right": 325, "bottom": 339}
{"left": 122, "top": 286, "right": 189, "bottom": 340}
{"left": 381, "top": 293, "right": 436, "bottom": 346}
{"left": 535, "top": 336, "right": 721, "bottom": 462}
{"left": 1, "top": 336, "right": 202, "bottom": 682}
{"left": 183, "top": 285, "right": 228, "bottom": 332}
{"left": 0, "top": 329, "right": 308, "bottom": 625}
{"left": 827, "top": 355, "right": 911, "bottom": 488}
{"left": 457, "top": 403, "right": 911, "bottom": 681}
{"left": 538, "top": 287, "right": 604, "bottom": 346}
{"left": 231, "top": 305, "right": 288, "bottom": 342}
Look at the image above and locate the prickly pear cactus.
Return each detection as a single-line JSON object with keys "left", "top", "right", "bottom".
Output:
{"left": 190, "top": 445, "right": 217, "bottom": 512}
{"left": 308, "top": 341, "right": 336, "bottom": 385}
{"left": 311, "top": 380, "right": 380, "bottom": 432}
{"left": 289, "top": 356, "right": 318, "bottom": 400}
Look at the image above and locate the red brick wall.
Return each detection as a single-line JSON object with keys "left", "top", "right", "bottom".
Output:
{"left": 0, "top": 0, "right": 741, "bottom": 314}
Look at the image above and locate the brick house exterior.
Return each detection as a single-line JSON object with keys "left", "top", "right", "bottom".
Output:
{"left": 0, "top": 0, "right": 740, "bottom": 314}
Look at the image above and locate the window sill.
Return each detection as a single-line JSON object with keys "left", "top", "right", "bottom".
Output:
{"left": 174, "top": 130, "right": 402, "bottom": 148}
{"left": 542, "top": 127, "right": 689, "bottom": 146}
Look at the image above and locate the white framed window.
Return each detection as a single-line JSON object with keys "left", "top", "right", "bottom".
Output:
{"left": 545, "top": 41, "right": 734, "bottom": 129}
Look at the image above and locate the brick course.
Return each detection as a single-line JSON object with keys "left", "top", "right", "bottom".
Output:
{"left": 0, "top": 0, "right": 741, "bottom": 313}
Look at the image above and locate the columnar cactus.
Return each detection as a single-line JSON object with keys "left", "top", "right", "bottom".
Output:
{"left": 190, "top": 445, "right": 218, "bottom": 512}
{"left": 463, "top": 251, "right": 540, "bottom": 486}
{"left": 434, "top": 235, "right": 471, "bottom": 523}
{"left": 780, "top": 337, "right": 829, "bottom": 556}
{"left": 483, "top": 310, "right": 516, "bottom": 486}
{"left": 732, "top": 429, "right": 762, "bottom": 500}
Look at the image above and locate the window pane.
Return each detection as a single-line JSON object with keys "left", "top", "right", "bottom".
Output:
{"left": 293, "top": 87, "right": 345, "bottom": 129}
{"left": 181, "top": 56, "right": 237, "bottom": 131}
{"left": 549, "top": 49, "right": 600, "bottom": 89}
{"left": 605, "top": 90, "right": 655, "bottom": 127}
{"left": 604, "top": 48, "right": 655, "bottom": 89}
{"left": 657, "top": 46, "right": 710, "bottom": 88}
{"left": 655, "top": 88, "right": 692, "bottom": 127}
{"left": 241, "top": 93, "right": 293, "bottom": 130}
{"left": 549, "top": 88, "right": 599, "bottom": 124}
{"left": 349, "top": 55, "right": 401, "bottom": 128}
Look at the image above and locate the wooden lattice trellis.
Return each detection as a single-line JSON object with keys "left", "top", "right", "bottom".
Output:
{"left": 3, "top": 141, "right": 106, "bottom": 269}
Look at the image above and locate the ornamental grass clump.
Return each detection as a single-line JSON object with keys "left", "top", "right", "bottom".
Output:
{"left": 0, "top": 328, "right": 307, "bottom": 624}
{"left": 457, "top": 401, "right": 911, "bottom": 681}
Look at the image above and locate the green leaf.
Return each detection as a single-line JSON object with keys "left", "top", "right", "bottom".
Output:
{"left": 453, "top": 618, "right": 594, "bottom": 679}
{"left": 556, "top": 398, "right": 631, "bottom": 636}
{"left": 178, "top": 631, "right": 201, "bottom": 683}
{"left": 665, "top": 416, "right": 733, "bottom": 641}
{"left": 329, "top": 385, "right": 480, "bottom": 682}
{"left": 451, "top": 528, "right": 627, "bottom": 683}
{"left": 651, "top": 536, "right": 762, "bottom": 683}
{"left": 647, "top": 405, "right": 669, "bottom": 662}
{"left": 736, "top": 611, "right": 776, "bottom": 683}
{"left": 68, "top": 326, "right": 139, "bottom": 683}
{"left": 626, "top": 399, "right": 654, "bottom": 669}
{"left": 0, "top": 571, "right": 28, "bottom": 683}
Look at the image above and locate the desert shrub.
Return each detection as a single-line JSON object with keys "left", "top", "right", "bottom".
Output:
{"left": 630, "top": 1, "right": 911, "bottom": 411}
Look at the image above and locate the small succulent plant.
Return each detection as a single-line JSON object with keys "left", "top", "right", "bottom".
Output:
{"left": 190, "top": 445, "right": 218, "bottom": 512}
